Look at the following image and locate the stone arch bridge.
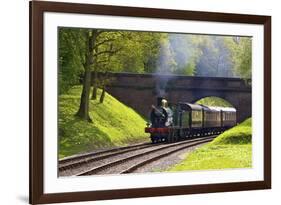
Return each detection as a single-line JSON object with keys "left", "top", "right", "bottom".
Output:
{"left": 95, "top": 72, "right": 251, "bottom": 123}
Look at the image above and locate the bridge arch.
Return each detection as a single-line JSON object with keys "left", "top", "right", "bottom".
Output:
{"left": 193, "top": 96, "right": 234, "bottom": 108}
{"left": 167, "top": 89, "right": 251, "bottom": 123}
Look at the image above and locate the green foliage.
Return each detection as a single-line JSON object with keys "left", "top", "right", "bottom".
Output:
{"left": 168, "top": 118, "right": 252, "bottom": 171}
{"left": 156, "top": 35, "right": 177, "bottom": 73}
{"left": 59, "top": 28, "right": 252, "bottom": 93}
{"left": 59, "top": 86, "right": 149, "bottom": 158}
{"left": 192, "top": 36, "right": 235, "bottom": 77}
{"left": 196, "top": 96, "right": 233, "bottom": 107}
{"left": 58, "top": 28, "right": 86, "bottom": 93}
{"left": 224, "top": 37, "right": 252, "bottom": 78}
{"left": 92, "top": 31, "right": 124, "bottom": 73}
{"left": 169, "top": 35, "right": 198, "bottom": 75}
{"left": 105, "top": 31, "right": 164, "bottom": 74}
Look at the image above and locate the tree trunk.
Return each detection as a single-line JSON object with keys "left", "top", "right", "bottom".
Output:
{"left": 76, "top": 68, "right": 92, "bottom": 122}
{"left": 99, "top": 86, "right": 106, "bottom": 103}
{"left": 91, "top": 85, "right": 97, "bottom": 100}
{"left": 91, "top": 70, "right": 98, "bottom": 100}
{"left": 76, "top": 30, "right": 97, "bottom": 122}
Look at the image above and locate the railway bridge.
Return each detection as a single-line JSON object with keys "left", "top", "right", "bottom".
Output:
{"left": 95, "top": 72, "right": 252, "bottom": 123}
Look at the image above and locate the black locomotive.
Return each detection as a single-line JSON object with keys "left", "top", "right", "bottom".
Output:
{"left": 145, "top": 98, "right": 236, "bottom": 143}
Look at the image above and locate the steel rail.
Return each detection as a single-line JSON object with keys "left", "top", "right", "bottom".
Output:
{"left": 120, "top": 138, "right": 213, "bottom": 174}
{"left": 59, "top": 143, "right": 153, "bottom": 172}
{"left": 76, "top": 136, "right": 216, "bottom": 176}
{"left": 59, "top": 142, "right": 151, "bottom": 166}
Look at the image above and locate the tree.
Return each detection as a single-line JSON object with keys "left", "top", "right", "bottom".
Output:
{"left": 102, "top": 31, "right": 165, "bottom": 74}
{"left": 156, "top": 35, "right": 177, "bottom": 74}
{"left": 225, "top": 37, "right": 252, "bottom": 79}
{"left": 75, "top": 29, "right": 123, "bottom": 120}
{"left": 58, "top": 28, "right": 85, "bottom": 94}
{"left": 141, "top": 32, "right": 163, "bottom": 73}
{"left": 169, "top": 34, "right": 198, "bottom": 75}
{"left": 98, "top": 72, "right": 113, "bottom": 103}
{"left": 90, "top": 31, "right": 123, "bottom": 101}
{"left": 191, "top": 36, "right": 235, "bottom": 77}
{"left": 76, "top": 29, "right": 99, "bottom": 122}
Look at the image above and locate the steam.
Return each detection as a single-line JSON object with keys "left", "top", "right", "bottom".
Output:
{"left": 169, "top": 34, "right": 195, "bottom": 71}
{"left": 154, "top": 34, "right": 194, "bottom": 97}
{"left": 155, "top": 38, "right": 175, "bottom": 97}
{"left": 154, "top": 34, "right": 239, "bottom": 97}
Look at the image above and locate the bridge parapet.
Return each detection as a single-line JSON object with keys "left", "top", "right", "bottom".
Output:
{"left": 94, "top": 72, "right": 251, "bottom": 92}
{"left": 92, "top": 72, "right": 252, "bottom": 122}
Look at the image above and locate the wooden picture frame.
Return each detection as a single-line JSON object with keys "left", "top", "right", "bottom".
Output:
{"left": 30, "top": 0, "right": 271, "bottom": 204}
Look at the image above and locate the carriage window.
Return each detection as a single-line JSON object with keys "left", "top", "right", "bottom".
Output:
{"left": 182, "top": 111, "right": 190, "bottom": 127}
{"left": 192, "top": 110, "right": 202, "bottom": 125}
{"left": 192, "top": 111, "right": 200, "bottom": 121}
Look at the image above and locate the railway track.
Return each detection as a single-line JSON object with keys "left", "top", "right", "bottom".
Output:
{"left": 73, "top": 136, "right": 216, "bottom": 176}
{"left": 59, "top": 142, "right": 152, "bottom": 175}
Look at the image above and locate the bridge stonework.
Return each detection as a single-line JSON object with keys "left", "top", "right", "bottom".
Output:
{"left": 103, "top": 72, "right": 251, "bottom": 123}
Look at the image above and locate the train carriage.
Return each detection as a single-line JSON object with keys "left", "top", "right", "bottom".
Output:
{"left": 221, "top": 107, "right": 237, "bottom": 127}
{"left": 177, "top": 103, "right": 203, "bottom": 128}
{"left": 202, "top": 106, "right": 221, "bottom": 128}
{"left": 176, "top": 103, "right": 203, "bottom": 139}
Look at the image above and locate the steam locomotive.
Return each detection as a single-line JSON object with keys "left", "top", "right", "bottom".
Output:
{"left": 145, "top": 98, "right": 236, "bottom": 143}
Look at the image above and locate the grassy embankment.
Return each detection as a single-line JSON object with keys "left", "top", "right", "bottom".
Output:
{"left": 59, "top": 86, "right": 148, "bottom": 159}
{"left": 169, "top": 118, "right": 252, "bottom": 171}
